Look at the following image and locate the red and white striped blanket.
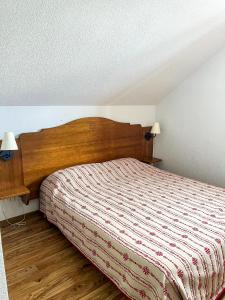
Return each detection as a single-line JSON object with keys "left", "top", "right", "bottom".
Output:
{"left": 40, "top": 158, "right": 225, "bottom": 300}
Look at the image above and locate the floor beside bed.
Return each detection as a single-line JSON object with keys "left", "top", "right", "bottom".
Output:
{"left": 1, "top": 212, "right": 128, "bottom": 300}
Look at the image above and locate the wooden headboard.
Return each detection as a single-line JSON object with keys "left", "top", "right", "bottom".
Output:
{"left": 1, "top": 117, "right": 153, "bottom": 200}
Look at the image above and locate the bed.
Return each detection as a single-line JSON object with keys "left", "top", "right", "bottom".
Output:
{"left": 40, "top": 157, "right": 225, "bottom": 300}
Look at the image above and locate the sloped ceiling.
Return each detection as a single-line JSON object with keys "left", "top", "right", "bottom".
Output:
{"left": 1, "top": 1, "right": 225, "bottom": 106}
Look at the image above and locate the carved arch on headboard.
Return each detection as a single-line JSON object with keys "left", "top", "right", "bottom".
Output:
{"left": 18, "top": 117, "right": 152, "bottom": 199}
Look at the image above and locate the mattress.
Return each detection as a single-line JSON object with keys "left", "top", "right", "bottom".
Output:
{"left": 40, "top": 158, "right": 225, "bottom": 300}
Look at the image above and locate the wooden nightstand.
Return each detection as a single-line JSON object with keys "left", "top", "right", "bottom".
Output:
{"left": 141, "top": 157, "right": 162, "bottom": 165}
{"left": 0, "top": 186, "right": 30, "bottom": 205}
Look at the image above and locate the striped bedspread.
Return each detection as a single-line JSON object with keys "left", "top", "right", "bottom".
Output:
{"left": 40, "top": 158, "right": 225, "bottom": 300}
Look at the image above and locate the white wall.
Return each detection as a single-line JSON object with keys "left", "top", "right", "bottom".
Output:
{"left": 0, "top": 105, "right": 155, "bottom": 136}
{"left": 155, "top": 47, "right": 225, "bottom": 188}
{"left": 0, "top": 105, "right": 155, "bottom": 220}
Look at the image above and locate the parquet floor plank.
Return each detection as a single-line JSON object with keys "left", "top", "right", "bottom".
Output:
{"left": 1, "top": 212, "right": 128, "bottom": 300}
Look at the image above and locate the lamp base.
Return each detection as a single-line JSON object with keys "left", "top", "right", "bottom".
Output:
{"left": 144, "top": 132, "right": 156, "bottom": 141}
{"left": 0, "top": 151, "right": 12, "bottom": 161}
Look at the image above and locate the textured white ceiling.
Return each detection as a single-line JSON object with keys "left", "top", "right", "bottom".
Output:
{"left": 1, "top": 1, "right": 225, "bottom": 106}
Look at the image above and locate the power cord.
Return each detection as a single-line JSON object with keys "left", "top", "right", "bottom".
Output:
{"left": 0, "top": 198, "right": 26, "bottom": 227}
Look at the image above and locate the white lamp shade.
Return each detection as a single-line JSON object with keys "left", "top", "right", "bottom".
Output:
{"left": 1, "top": 132, "right": 18, "bottom": 150}
{"left": 151, "top": 122, "right": 160, "bottom": 135}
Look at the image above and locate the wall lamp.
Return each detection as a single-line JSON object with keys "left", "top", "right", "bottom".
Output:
{"left": 145, "top": 122, "right": 160, "bottom": 140}
{"left": 0, "top": 132, "right": 18, "bottom": 161}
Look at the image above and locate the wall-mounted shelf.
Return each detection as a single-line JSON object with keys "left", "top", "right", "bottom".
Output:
{"left": 0, "top": 186, "right": 30, "bottom": 201}
{"left": 141, "top": 157, "right": 162, "bottom": 165}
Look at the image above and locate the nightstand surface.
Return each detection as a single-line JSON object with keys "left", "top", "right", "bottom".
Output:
{"left": 141, "top": 157, "right": 162, "bottom": 165}
{"left": 0, "top": 186, "right": 30, "bottom": 200}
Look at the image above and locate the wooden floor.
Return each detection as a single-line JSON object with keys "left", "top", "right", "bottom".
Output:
{"left": 1, "top": 212, "right": 128, "bottom": 300}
